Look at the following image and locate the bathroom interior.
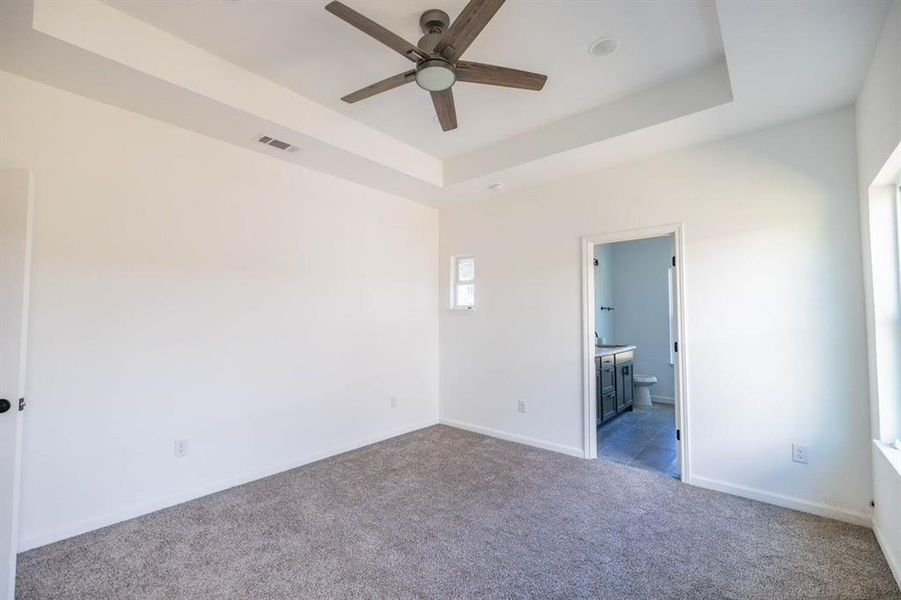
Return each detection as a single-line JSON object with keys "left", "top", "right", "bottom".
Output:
{"left": 594, "top": 234, "right": 680, "bottom": 479}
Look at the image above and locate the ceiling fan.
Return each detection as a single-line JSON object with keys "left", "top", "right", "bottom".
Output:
{"left": 324, "top": 0, "right": 547, "bottom": 132}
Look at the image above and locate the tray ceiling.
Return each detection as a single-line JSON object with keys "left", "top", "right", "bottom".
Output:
{"left": 106, "top": 0, "right": 725, "bottom": 159}
{"left": 0, "top": 0, "right": 891, "bottom": 205}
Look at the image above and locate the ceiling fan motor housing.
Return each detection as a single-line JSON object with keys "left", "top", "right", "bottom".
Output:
{"left": 415, "top": 9, "right": 455, "bottom": 91}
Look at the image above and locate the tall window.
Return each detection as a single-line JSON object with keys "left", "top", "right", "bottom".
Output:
{"left": 452, "top": 256, "right": 475, "bottom": 310}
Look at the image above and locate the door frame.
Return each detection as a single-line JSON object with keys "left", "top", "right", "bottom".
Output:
{"left": 580, "top": 223, "right": 690, "bottom": 482}
{"left": 0, "top": 169, "right": 34, "bottom": 600}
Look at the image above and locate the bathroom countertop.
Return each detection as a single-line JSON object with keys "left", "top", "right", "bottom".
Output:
{"left": 595, "top": 345, "right": 636, "bottom": 357}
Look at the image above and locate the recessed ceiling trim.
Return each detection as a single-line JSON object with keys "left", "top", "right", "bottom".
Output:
{"left": 445, "top": 59, "right": 733, "bottom": 185}
{"left": 30, "top": 0, "right": 442, "bottom": 186}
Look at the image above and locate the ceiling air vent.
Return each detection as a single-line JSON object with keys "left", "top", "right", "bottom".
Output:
{"left": 255, "top": 135, "right": 299, "bottom": 152}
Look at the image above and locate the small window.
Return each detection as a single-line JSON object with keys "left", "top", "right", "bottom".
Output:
{"left": 451, "top": 256, "right": 475, "bottom": 310}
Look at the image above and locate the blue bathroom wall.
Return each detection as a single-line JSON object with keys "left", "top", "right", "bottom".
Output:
{"left": 608, "top": 235, "right": 676, "bottom": 401}
{"left": 593, "top": 243, "right": 615, "bottom": 344}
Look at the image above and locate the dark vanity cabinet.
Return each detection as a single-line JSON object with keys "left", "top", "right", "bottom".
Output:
{"left": 615, "top": 350, "right": 634, "bottom": 412}
{"left": 596, "top": 349, "right": 635, "bottom": 425}
{"left": 597, "top": 355, "right": 616, "bottom": 422}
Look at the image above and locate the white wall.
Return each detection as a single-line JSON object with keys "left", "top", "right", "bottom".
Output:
{"left": 0, "top": 72, "right": 439, "bottom": 550}
{"left": 856, "top": 0, "right": 901, "bottom": 585}
{"left": 593, "top": 244, "right": 614, "bottom": 344}
{"left": 439, "top": 107, "right": 872, "bottom": 523}
{"left": 608, "top": 236, "right": 675, "bottom": 401}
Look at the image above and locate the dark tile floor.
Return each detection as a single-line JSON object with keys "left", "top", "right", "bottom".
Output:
{"left": 597, "top": 403, "right": 680, "bottom": 479}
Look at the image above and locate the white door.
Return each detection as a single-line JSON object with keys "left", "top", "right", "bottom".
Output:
{"left": 0, "top": 170, "right": 34, "bottom": 599}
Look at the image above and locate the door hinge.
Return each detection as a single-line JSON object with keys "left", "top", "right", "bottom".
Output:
{"left": 19, "top": 397, "right": 25, "bottom": 411}
{"left": 676, "top": 429, "right": 681, "bottom": 441}
{"left": 674, "top": 341, "right": 679, "bottom": 353}
{"left": 672, "top": 255, "right": 676, "bottom": 267}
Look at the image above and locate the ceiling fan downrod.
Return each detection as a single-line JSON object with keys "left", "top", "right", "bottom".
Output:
{"left": 418, "top": 9, "right": 451, "bottom": 53}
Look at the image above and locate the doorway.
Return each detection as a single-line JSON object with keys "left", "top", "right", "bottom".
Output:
{"left": 581, "top": 224, "right": 688, "bottom": 481}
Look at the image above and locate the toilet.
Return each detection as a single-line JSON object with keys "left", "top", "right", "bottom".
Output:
{"left": 633, "top": 375, "right": 657, "bottom": 407}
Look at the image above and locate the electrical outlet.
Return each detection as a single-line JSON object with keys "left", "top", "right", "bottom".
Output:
{"left": 389, "top": 396, "right": 397, "bottom": 409}
{"left": 792, "top": 443, "right": 808, "bottom": 464}
{"left": 517, "top": 399, "right": 527, "bottom": 414}
{"left": 174, "top": 439, "right": 188, "bottom": 458}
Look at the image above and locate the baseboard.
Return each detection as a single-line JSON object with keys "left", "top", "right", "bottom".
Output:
{"left": 18, "top": 418, "right": 439, "bottom": 552}
{"left": 690, "top": 475, "right": 871, "bottom": 527}
{"left": 651, "top": 395, "right": 675, "bottom": 404}
{"left": 439, "top": 418, "right": 584, "bottom": 458}
{"left": 874, "top": 523, "right": 901, "bottom": 590}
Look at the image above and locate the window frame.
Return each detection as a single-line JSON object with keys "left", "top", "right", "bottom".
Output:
{"left": 894, "top": 181, "right": 901, "bottom": 448}
{"left": 450, "top": 255, "right": 476, "bottom": 311}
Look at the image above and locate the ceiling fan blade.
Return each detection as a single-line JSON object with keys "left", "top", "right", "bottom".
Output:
{"left": 455, "top": 61, "right": 547, "bottom": 91}
{"left": 430, "top": 89, "right": 458, "bottom": 132}
{"left": 341, "top": 70, "right": 416, "bottom": 103}
{"left": 434, "top": 0, "right": 505, "bottom": 61}
{"left": 325, "top": 1, "right": 429, "bottom": 62}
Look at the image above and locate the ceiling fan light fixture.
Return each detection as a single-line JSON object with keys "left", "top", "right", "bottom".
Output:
{"left": 415, "top": 59, "right": 456, "bottom": 92}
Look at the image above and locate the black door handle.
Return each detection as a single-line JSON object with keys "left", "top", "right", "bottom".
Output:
{"left": 0, "top": 399, "right": 10, "bottom": 414}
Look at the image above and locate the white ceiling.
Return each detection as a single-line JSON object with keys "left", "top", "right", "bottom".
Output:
{"left": 0, "top": 0, "right": 893, "bottom": 205}
{"left": 105, "top": 0, "right": 724, "bottom": 159}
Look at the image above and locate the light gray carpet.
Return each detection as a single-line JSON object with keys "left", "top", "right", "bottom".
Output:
{"left": 16, "top": 425, "right": 901, "bottom": 599}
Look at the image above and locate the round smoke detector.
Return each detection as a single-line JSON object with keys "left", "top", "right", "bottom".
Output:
{"left": 588, "top": 36, "right": 621, "bottom": 57}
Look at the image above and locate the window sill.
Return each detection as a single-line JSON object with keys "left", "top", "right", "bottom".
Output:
{"left": 447, "top": 307, "right": 476, "bottom": 314}
{"left": 874, "top": 439, "right": 901, "bottom": 479}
